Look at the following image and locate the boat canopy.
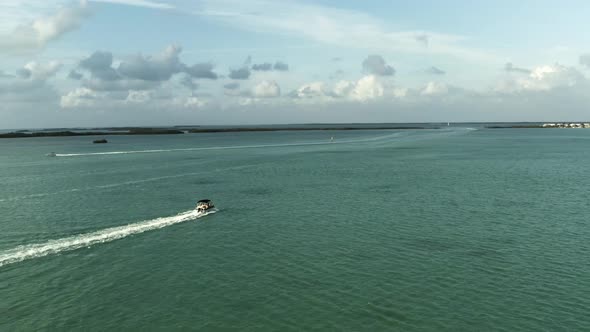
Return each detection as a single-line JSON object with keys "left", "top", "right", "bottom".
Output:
{"left": 197, "top": 199, "right": 211, "bottom": 203}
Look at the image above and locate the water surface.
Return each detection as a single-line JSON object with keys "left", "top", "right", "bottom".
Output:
{"left": 1, "top": 127, "right": 590, "bottom": 330}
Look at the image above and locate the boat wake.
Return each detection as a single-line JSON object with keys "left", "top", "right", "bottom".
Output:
{"left": 53, "top": 128, "right": 476, "bottom": 158}
{"left": 54, "top": 132, "right": 405, "bottom": 157}
{"left": 0, "top": 209, "right": 214, "bottom": 268}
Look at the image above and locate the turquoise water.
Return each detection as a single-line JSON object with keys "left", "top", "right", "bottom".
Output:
{"left": 2, "top": 127, "right": 590, "bottom": 330}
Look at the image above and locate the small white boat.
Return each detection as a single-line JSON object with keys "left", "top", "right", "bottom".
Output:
{"left": 196, "top": 199, "right": 216, "bottom": 214}
{"left": 46, "top": 152, "right": 57, "bottom": 157}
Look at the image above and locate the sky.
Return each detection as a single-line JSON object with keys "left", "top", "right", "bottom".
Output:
{"left": 2, "top": 0, "right": 590, "bottom": 128}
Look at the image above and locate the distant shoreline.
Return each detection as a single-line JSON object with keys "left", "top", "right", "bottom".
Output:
{"left": 0, "top": 129, "right": 185, "bottom": 139}
{"left": 0, "top": 126, "right": 438, "bottom": 139}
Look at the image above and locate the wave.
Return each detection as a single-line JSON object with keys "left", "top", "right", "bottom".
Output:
{"left": 0, "top": 164, "right": 256, "bottom": 203}
{"left": 0, "top": 209, "right": 213, "bottom": 267}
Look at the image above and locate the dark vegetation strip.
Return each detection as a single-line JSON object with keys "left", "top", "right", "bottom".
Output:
{"left": 0, "top": 126, "right": 437, "bottom": 138}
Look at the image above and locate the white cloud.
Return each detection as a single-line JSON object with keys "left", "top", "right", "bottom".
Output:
{"left": 497, "top": 64, "right": 585, "bottom": 93}
{"left": 392, "top": 87, "right": 409, "bottom": 98}
{"left": 23, "top": 61, "right": 62, "bottom": 80}
{"left": 125, "top": 90, "right": 152, "bottom": 103}
{"left": 421, "top": 81, "right": 449, "bottom": 96}
{"left": 60, "top": 87, "right": 99, "bottom": 108}
{"left": 252, "top": 80, "right": 280, "bottom": 98}
{"left": 332, "top": 80, "right": 355, "bottom": 97}
{"left": 91, "top": 0, "right": 174, "bottom": 9}
{"left": 350, "top": 75, "right": 384, "bottom": 101}
{"left": 0, "top": 0, "right": 91, "bottom": 54}
{"left": 0, "top": 60, "right": 62, "bottom": 102}
{"left": 192, "top": 0, "right": 497, "bottom": 62}
{"left": 290, "top": 75, "right": 388, "bottom": 102}
{"left": 291, "top": 82, "right": 328, "bottom": 98}
{"left": 178, "top": 96, "right": 207, "bottom": 108}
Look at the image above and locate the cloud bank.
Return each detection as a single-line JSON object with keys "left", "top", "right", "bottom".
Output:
{"left": 0, "top": 0, "right": 91, "bottom": 54}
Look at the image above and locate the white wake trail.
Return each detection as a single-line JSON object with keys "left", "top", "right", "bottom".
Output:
{"left": 0, "top": 209, "right": 214, "bottom": 267}
{"left": 55, "top": 132, "right": 405, "bottom": 157}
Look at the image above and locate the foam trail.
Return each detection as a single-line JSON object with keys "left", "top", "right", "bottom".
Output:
{"left": 55, "top": 132, "right": 405, "bottom": 157}
{"left": 0, "top": 209, "right": 214, "bottom": 267}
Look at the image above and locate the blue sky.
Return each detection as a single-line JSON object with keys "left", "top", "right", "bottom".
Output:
{"left": 1, "top": 0, "right": 590, "bottom": 128}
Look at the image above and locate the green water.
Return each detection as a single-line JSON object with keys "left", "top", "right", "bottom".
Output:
{"left": 2, "top": 128, "right": 590, "bottom": 331}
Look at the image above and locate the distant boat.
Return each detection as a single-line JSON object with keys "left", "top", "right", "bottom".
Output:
{"left": 447, "top": 122, "right": 450, "bottom": 126}
{"left": 93, "top": 139, "right": 108, "bottom": 144}
{"left": 46, "top": 152, "right": 56, "bottom": 157}
{"left": 330, "top": 136, "right": 334, "bottom": 142}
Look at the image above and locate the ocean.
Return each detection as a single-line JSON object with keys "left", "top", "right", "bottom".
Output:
{"left": 1, "top": 126, "right": 590, "bottom": 330}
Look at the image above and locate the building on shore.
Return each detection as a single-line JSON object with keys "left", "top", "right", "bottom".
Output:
{"left": 542, "top": 123, "right": 590, "bottom": 128}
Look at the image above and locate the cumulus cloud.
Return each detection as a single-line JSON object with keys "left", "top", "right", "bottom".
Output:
{"left": 79, "top": 51, "right": 120, "bottom": 80}
{"left": 426, "top": 66, "right": 445, "bottom": 75}
{"left": 22, "top": 61, "right": 62, "bottom": 80}
{"left": 252, "top": 80, "right": 280, "bottom": 98}
{"left": 289, "top": 75, "right": 399, "bottom": 102}
{"left": 421, "top": 81, "right": 449, "bottom": 96}
{"left": 392, "top": 87, "right": 409, "bottom": 98}
{"left": 223, "top": 82, "right": 242, "bottom": 96}
{"left": 185, "top": 62, "right": 218, "bottom": 79}
{"left": 229, "top": 67, "right": 251, "bottom": 80}
{"left": 350, "top": 75, "right": 385, "bottom": 101}
{"left": 332, "top": 80, "right": 355, "bottom": 98}
{"left": 0, "top": 0, "right": 91, "bottom": 54}
{"left": 252, "top": 63, "right": 272, "bottom": 71}
{"left": 0, "top": 61, "right": 61, "bottom": 102}
{"left": 290, "top": 75, "right": 386, "bottom": 101}
{"left": 74, "top": 45, "right": 218, "bottom": 91}
{"left": 118, "top": 45, "right": 184, "bottom": 81}
{"left": 362, "top": 55, "right": 395, "bottom": 76}
{"left": 273, "top": 62, "right": 289, "bottom": 71}
{"left": 579, "top": 54, "right": 590, "bottom": 68}
{"left": 125, "top": 90, "right": 152, "bottom": 103}
{"left": 4, "top": 60, "right": 61, "bottom": 83}
{"left": 525, "top": 65, "right": 584, "bottom": 90}
{"left": 224, "top": 82, "right": 240, "bottom": 90}
{"left": 180, "top": 75, "right": 198, "bottom": 91}
{"left": 504, "top": 62, "right": 531, "bottom": 74}
{"left": 290, "top": 82, "right": 328, "bottom": 98}
{"left": 251, "top": 61, "right": 289, "bottom": 72}
{"left": 176, "top": 96, "right": 208, "bottom": 108}
{"left": 496, "top": 64, "right": 585, "bottom": 93}
{"left": 60, "top": 87, "right": 98, "bottom": 108}
{"left": 68, "top": 70, "right": 83, "bottom": 80}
